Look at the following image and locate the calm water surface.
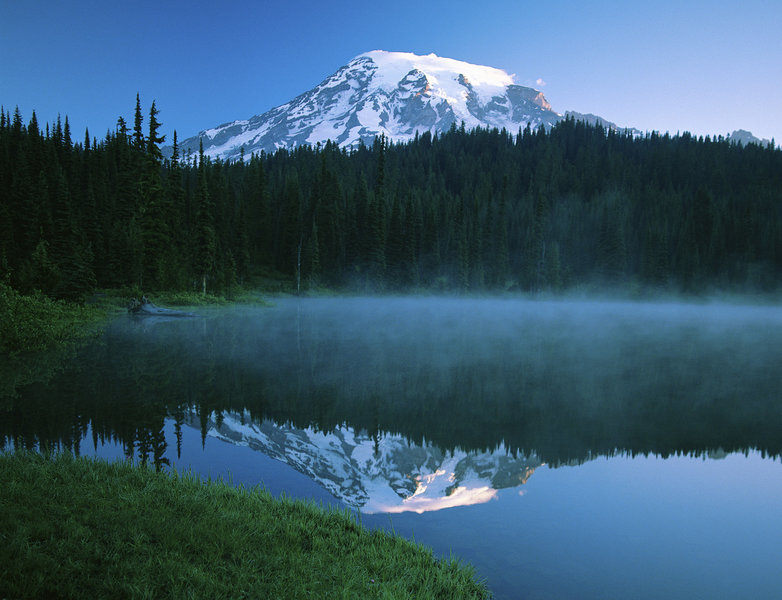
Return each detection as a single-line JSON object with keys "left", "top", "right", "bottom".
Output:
{"left": 3, "top": 297, "right": 782, "bottom": 599}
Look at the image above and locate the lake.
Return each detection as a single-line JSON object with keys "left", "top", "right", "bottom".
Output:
{"left": 3, "top": 296, "right": 782, "bottom": 599}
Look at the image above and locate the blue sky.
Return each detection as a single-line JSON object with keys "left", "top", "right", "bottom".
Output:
{"left": 2, "top": 0, "right": 780, "bottom": 145}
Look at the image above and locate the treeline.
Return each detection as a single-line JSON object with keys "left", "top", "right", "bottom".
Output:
{"left": 2, "top": 98, "right": 781, "bottom": 300}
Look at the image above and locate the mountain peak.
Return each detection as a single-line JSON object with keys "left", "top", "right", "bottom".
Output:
{"left": 726, "top": 129, "right": 772, "bottom": 147}
{"left": 174, "top": 51, "right": 575, "bottom": 161}
{"left": 356, "top": 50, "right": 516, "bottom": 94}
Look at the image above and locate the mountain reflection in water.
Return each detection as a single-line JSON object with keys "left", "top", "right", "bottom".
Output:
{"left": 202, "top": 411, "right": 538, "bottom": 513}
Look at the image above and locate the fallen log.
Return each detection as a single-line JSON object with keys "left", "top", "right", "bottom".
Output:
{"left": 127, "top": 296, "right": 198, "bottom": 318}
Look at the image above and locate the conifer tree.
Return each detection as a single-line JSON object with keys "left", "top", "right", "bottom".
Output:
{"left": 0, "top": 195, "right": 13, "bottom": 279}
{"left": 105, "top": 115, "right": 138, "bottom": 286}
{"left": 302, "top": 221, "right": 320, "bottom": 288}
{"left": 367, "top": 136, "right": 387, "bottom": 286}
{"left": 456, "top": 197, "right": 469, "bottom": 290}
{"left": 194, "top": 142, "right": 216, "bottom": 294}
{"left": 495, "top": 180, "right": 510, "bottom": 288}
{"left": 349, "top": 175, "right": 370, "bottom": 273}
{"left": 529, "top": 189, "right": 548, "bottom": 291}
{"left": 278, "top": 174, "right": 302, "bottom": 275}
{"left": 28, "top": 238, "right": 59, "bottom": 294}
{"left": 63, "top": 117, "right": 72, "bottom": 149}
{"left": 132, "top": 93, "right": 145, "bottom": 150}
{"left": 140, "top": 100, "right": 171, "bottom": 287}
{"left": 386, "top": 196, "right": 404, "bottom": 288}
{"left": 243, "top": 154, "right": 270, "bottom": 265}
{"left": 146, "top": 101, "right": 166, "bottom": 161}
{"left": 597, "top": 203, "right": 627, "bottom": 281}
{"left": 402, "top": 196, "right": 419, "bottom": 287}
{"left": 49, "top": 171, "right": 96, "bottom": 300}
{"left": 163, "top": 130, "right": 189, "bottom": 288}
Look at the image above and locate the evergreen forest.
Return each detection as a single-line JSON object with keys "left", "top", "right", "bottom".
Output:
{"left": 2, "top": 97, "right": 781, "bottom": 301}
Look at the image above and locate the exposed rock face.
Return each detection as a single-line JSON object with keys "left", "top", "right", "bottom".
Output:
{"left": 726, "top": 129, "right": 772, "bottom": 147}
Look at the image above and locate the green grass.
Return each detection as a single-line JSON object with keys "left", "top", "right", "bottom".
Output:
{"left": 0, "top": 282, "right": 111, "bottom": 356}
{"left": 0, "top": 452, "right": 490, "bottom": 600}
{"left": 0, "top": 283, "right": 121, "bottom": 398}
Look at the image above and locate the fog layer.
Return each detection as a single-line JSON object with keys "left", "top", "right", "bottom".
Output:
{"left": 4, "top": 297, "right": 782, "bottom": 464}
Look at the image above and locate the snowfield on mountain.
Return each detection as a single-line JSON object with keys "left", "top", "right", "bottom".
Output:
{"left": 176, "top": 50, "right": 639, "bottom": 161}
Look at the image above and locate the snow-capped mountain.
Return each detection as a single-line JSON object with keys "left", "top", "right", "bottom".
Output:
{"left": 176, "top": 50, "right": 635, "bottom": 162}
{"left": 192, "top": 411, "right": 541, "bottom": 514}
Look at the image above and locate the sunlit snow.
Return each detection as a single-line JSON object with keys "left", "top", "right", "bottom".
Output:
{"left": 187, "top": 49, "right": 558, "bottom": 161}
{"left": 360, "top": 50, "right": 514, "bottom": 104}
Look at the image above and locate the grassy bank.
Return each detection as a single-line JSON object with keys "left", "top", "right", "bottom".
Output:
{"left": 0, "top": 283, "right": 116, "bottom": 399}
{"left": 0, "top": 282, "right": 112, "bottom": 356}
{"left": 0, "top": 452, "right": 489, "bottom": 599}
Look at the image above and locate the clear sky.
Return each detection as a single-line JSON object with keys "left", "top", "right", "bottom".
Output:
{"left": 2, "top": 0, "right": 780, "bottom": 146}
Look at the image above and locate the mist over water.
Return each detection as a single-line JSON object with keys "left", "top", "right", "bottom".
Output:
{"left": 4, "top": 296, "right": 782, "bottom": 599}
{"left": 6, "top": 295, "right": 782, "bottom": 462}
{"left": 190, "top": 296, "right": 782, "bottom": 461}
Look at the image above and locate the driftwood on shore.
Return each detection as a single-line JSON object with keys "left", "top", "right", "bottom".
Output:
{"left": 127, "top": 296, "right": 198, "bottom": 318}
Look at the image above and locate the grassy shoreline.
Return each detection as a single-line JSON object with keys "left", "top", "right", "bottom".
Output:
{"left": 0, "top": 452, "right": 489, "bottom": 599}
{"left": 0, "top": 282, "right": 112, "bottom": 356}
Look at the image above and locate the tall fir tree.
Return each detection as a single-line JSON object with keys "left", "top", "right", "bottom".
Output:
{"left": 193, "top": 141, "right": 216, "bottom": 294}
{"left": 132, "top": 93, "right": 145, "bottom": 150}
